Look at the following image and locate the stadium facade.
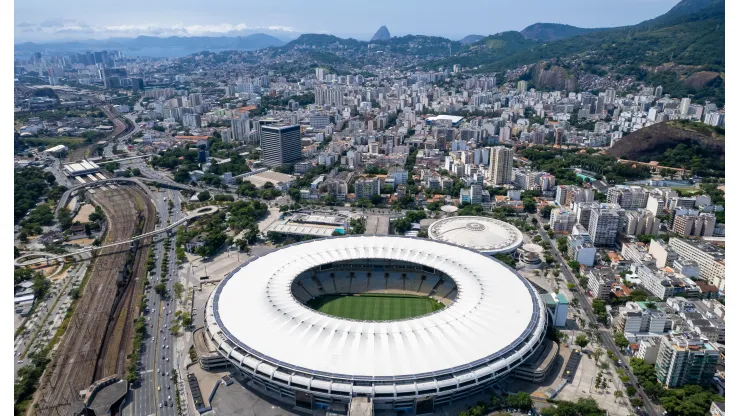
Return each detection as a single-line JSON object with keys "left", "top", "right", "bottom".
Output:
{"left": 205, "top": 236, "right": 548, "bottom": 412}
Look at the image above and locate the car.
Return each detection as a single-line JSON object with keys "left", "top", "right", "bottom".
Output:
{"left": 168, "top": 395, "right": 171, "bottom": 401}
{"left": 167, "top": 385, "right": 170, "bottom": 389}
{"left": 162, "top": 355, "right": 165, "bottom": 359}
{"left": 17, "top": 360, "right": 23, "bottom": 364}
{"left": 166, "top": 357, "right": 169, "bottom": 362}
{"left": 159, "top": 403, "right": 162, "bottom": 408}
{"left": 166, "top": 345, "right": 169, "bottom": 349}
{"left": 158, "top": 386, "right": 161, "bottom": 391}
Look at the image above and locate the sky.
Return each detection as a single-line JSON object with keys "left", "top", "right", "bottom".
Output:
{"left": 14, "top": 0, "right": 682, "bottom": 43}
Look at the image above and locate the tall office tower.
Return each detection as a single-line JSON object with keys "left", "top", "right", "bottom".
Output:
{"left": 488, "top": 146, "right": 513, "bottom": 186}
{"left": 260, "top": 124, "right": 302, "bottom": 167}
{"left": 680, "top": 97, "right": 691, "bottom": 116}
{"left": 588, "top": 206, "right": 621, "bottom": 246}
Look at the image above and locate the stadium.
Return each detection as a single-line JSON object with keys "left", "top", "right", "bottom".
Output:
{"left": 205, "top": 236, "right": 548, "bottom": 413}
{"left": 428, "top": 216, "right": 524, "bottom": 256}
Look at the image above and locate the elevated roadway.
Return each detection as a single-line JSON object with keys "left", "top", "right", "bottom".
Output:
{"left": 22, "top": 206, "right": 219, "bottom": 266}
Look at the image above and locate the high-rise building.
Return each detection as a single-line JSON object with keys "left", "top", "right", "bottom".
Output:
{"left": 655, "top": 334, "right": 719, "bottom": 388}
{"left": 588, "top": 206, "right": 621, "bottom": 246}
{"left": 315, "top": 85, "right": 344, "bottom": 106}
{"left": 488, "top": 146, "right": 513, "bottom": 186}
{"left": 624, "top": 210, "right": 661, "bottom": 236}
{"left": 517, "top": 80, "right": 527, "bottom": 93}
{"left": 183, "top": 114, "right": 201, "bottom": 128}
{"left": 605, "top": 88, "right": 616, "bottom": 105}
{"left": 354, "top": 177, "right": 381, "bottom": 200}
{"left": 680, "top": 97, "right": 692, "bottom": 116}
{"left": 260, "top": 124, "right": 302, "bottom": 167}
{"left": 672, "top": 213, "right": 716, "bottom": 237}
{"left": 309, "top": 113, "right": 331, "bottom": 129}
{"left": 230, "top": 116, "right": 251, "bottom": 143}
{"left": 607, "top": 186, "right": 648, "bottom": 209}
{"left": 668, "top": 238, "right": 725, "bottom": 289}
{"left": 655, "top": 85, "right": 663, "bottom": 97}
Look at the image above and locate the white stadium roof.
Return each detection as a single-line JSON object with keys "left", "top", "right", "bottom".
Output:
{"left": 428, "top": 216, "right": 524, "bottom": 255}
{"left": 210, "top": 236, "right": 543, "bottom": 379}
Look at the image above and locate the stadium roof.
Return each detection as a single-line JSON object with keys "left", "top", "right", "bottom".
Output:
{"left": 212, "top": 236, "right": 541, "bottom": 378}
{"left": 428, "top": 216, "right": 523, "bottom": 254}
{"left": 426, "top": 115, "right": 464, "bottom": 125}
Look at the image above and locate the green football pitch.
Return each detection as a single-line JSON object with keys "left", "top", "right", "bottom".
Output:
{"left": 306, "top": 294, "right": 445, "bottom": 321}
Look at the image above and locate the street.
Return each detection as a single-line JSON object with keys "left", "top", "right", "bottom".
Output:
{"left": 530, "top": 214, "right": 659, "bottom": 416}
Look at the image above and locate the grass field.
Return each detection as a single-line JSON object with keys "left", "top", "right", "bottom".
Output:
{"left": 306, "top": 294, "right": 444, "bottom": 321}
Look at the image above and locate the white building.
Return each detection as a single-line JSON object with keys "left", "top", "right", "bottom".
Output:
{"left": 488, "top": 146, "right": 513, "bottom": 186}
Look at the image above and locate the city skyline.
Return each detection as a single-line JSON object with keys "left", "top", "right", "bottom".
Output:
{"left": 15, "top": 0, "right": 681, "bottom": 42}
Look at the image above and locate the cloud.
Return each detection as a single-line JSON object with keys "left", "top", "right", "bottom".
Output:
{"left": 14, "top": 21, "right": 298, "bottom": 41}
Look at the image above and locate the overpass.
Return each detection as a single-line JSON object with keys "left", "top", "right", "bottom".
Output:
{"left": 20, "top": 206, "right": 219, "bottom": 266}
{"left": 55, "top": 177, "right": 156, "bottom": 217}
{"left": 55, "top": 177, "right": 203, "bottom": 218}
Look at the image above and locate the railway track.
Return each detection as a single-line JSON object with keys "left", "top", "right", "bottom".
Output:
{"left": 96, "top": 189, "right": 157, "bottom": 378}
{"left": 33, "top": 185, "right": 156, "bottom": 416}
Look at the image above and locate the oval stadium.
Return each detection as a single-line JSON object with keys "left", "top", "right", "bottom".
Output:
{"left": 205, "top": 236, "right": 548, "bottom": 412}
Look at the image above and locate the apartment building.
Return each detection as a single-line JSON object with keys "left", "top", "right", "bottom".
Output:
{"left": 655, "top": 334, "right": 719, "bottom": 388}
{"left": 668, "top": 238, "right": 725, "bottom": 290}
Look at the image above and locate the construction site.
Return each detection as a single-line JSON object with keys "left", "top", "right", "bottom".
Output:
{"left": 33, "top": 183, "right": 157, "bottom": 416}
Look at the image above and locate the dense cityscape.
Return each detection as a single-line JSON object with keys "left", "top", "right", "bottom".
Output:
{"left": 13, "top": 1, "right": 726, "bottom": 416}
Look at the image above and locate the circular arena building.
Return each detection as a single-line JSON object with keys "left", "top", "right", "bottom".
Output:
{"left": 428, "top": 216, "right": 524, "bottom": 256}
{"left": 205, "top": 236, "right": 547, "bottom": 412}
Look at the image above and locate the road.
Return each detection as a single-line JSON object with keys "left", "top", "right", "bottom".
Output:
{"left": 131, "top": 187, "right": 183, "bottom": 416}
{"left": 530, "top": 214, "right": 659, "bottom": 416}
{"left": 13, "top": 259, "right": 89, "bottom": 379}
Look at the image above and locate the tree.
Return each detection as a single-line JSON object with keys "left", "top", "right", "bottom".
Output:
{"left": 154, "top": 283, "right": 167, "bottom": 297}
{"left": 593, "top": 348, "right": 604, "bottom": 365}
{"left": 197, "top": 191, "right": 211, "bottom": 202}
{"left": 173, "top": 282, "right": 184, "bottom": 300}
{"left": 506, "top": 392, "right": 532, "bottom": 411}
{"left": 614, "top": 332, "right": 630, "bottom": 349}
{"left": 614, "top": 390, "right": 624, "bottom": 402}
{"left": 522, "top": 198, "right": 536, "bottom": 213}
{"left": 539, "top": 205, "right": 553, "bottom": 219}
{"left": 575, "top": 334, "right": 590, "bottom": 349}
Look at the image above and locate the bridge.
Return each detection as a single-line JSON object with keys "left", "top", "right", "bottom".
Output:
{"left": 19, "top": 206, "right": 219, "bottom": 266}
{"left": 55, "top": 177, "right": 201, "bottom": 218}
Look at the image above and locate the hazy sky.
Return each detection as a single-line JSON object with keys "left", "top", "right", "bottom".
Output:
{"left": 15, "top": 0, "right": 681, "bottom": 42}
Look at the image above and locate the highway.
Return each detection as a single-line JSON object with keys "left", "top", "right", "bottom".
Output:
{"left": 130, "top": 188, "right": 184, "bottom": 416}
{"left": 530, "top": 214, "right": 659, "bottom": 416}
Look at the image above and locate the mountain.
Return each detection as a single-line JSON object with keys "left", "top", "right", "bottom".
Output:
{"left": 14, "top": 33, "right": 285, "bottom": 57}
{"left": 459, "top": 35, "right": 485, "bottom": 45}
{"left": 371, "top": 26, "right": 391, "bottom": 41}
{"left": 520, "top": 23, "right": 601, "bottom": 41}
{"left": 605, "top": 120, "right": 724, "bottom": 177}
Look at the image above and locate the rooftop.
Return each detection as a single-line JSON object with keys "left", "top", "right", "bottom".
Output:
{"left": 428, "top": 216, "right": 523, "bottom": 254}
